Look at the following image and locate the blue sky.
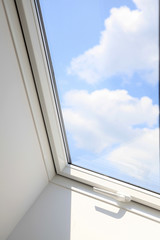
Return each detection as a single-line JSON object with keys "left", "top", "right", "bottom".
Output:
{"left": 40, "top": 0, "right": 159, "bottom": 193}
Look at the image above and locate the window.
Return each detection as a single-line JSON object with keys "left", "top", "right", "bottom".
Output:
{"left": 15, "top": 0, "right": 160, "bottom": 210}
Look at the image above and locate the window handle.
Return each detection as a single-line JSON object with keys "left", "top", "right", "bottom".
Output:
{"left": 93, "top": 187, "right": 132, "bottom": 202}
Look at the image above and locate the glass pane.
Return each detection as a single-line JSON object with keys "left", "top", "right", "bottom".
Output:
{"left": 39, "top": 0, "right": 160, "bottom": 193}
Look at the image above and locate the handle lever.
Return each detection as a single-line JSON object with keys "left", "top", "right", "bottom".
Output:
{"left": 93, "top": 187, "right": 132, "bottom": 202}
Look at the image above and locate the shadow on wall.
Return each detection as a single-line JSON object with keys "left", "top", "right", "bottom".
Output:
{"left": 95, "top": 206, "right": 126, "bottom": 219}
{"left": 7, "top": 183, "right": 72, "bottom": 240}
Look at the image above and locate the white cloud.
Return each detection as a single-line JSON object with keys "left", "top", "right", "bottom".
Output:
{"left": 62, "top": 88, "right": 159, "bottom": 182}
{"left": 107, "top": 128, "right": 159, "bottom": 182}
{"left": 67, "top": 0, "right": 158, "bottom": 84}
{"left": 63, "top": 89, "right": 158, "bottom": 152}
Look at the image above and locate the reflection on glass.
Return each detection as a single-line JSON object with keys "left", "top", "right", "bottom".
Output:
{"left": 40, "top": 0, "right": 159, "bottom": 193}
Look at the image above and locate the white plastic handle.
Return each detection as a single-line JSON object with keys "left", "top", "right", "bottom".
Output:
{"left": 93, "top": 187, "right": 132, "bottom": 202}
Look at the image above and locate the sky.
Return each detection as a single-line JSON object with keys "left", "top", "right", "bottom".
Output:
{"left": 40, "top": 0, "right": 159, "bottom": 193}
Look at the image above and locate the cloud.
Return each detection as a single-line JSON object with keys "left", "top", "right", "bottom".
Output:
{"left": 107, "top": 128, "right": 159, "bottom": 182}
{"left": 67, "top": 0, "right": 158, "bottom": 85}
{"left": 62, "top": 89, "right": 158, "bottom": 152}
{"left": 62, "top": 88, "right": 159, "bottom": 183}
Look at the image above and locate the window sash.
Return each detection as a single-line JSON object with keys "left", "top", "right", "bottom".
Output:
{"left": 14, "top": 0, "right": 160, "bottom": 210}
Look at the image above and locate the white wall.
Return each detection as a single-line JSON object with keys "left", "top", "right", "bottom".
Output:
{"left": 7, "top": 180, "right": 160, "bottom": 240}
{"left": 0, "top": 1, "right": 55, "bottom": 239}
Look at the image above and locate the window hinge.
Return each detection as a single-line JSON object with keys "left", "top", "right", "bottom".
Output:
{"left": 93, "top": 187, "right": 132, "bottom": 202}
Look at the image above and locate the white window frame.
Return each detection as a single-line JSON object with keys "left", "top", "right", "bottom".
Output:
{"left": 6, "top": 0, "right": 160, "bottom": 210}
